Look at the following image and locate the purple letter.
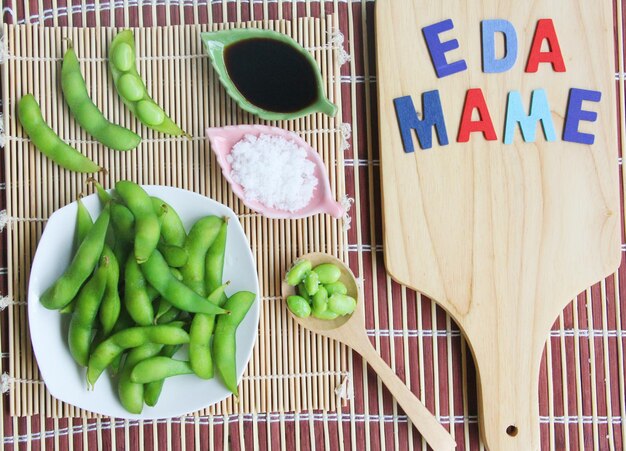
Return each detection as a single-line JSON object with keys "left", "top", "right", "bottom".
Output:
{"left": 422, "top": 19, "right": 468, "bottom": 78}
{"left": 563, "top": 88, "right": 601, "bottom": 145}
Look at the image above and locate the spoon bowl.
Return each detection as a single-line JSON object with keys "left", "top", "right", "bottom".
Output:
{"left": 282, "top": 252, "right": 361, "bottom": 335}
{"left": 281, "top": 252, "right": 457, "bottom": 451}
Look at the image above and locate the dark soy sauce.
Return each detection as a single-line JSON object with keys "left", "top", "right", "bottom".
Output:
{"left": 224, "top": 38, "right": 318, "bottom": 113}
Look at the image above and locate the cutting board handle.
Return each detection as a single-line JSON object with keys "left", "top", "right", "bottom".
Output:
{"left": 472, "top": 337, "right": 544, "bottom": 450}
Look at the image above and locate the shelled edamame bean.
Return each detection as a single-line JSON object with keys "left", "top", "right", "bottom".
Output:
{"left": 109, "top": 30, "right": 187, "bottom": 136}
{"left": 62, "top": 42, "right": 141, "bottom": 151}
{"left": 285, "top": 258, "right": 356, "bottom": 319}
{"left": 18, "top": 94, "right": 101, "bottom": 173}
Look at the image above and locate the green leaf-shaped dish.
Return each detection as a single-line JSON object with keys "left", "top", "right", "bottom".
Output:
{"left": 201, "top": 28, "right": 337, "bottom": 121}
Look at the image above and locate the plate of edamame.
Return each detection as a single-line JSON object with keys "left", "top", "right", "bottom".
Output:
{"left": 28, "top": 185, "right": 260, "bottom": 419}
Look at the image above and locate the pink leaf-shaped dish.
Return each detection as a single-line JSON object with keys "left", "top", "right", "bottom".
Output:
{"left": 206, "top": 125, "right": 344, "bottom": 220}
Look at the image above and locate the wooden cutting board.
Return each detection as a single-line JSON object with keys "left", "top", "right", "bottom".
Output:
{"left": 375, "top": 1, "right": 620, "bottom": 449}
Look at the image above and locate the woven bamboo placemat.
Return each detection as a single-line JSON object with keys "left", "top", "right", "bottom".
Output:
{"left": 1, "top": 1, "right": 625, "bottom": 449}
{"left": 1, "top": 16, "right": 351, "bottom": 418}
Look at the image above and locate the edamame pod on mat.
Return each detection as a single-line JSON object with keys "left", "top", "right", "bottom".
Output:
{"left": 40, "top": 205, "right": 110, "bottom": 310}
{"left": 62, "top": 43, "right": 141, "bottom": 151}
{"left": 109, "top": 30, "right": 187, "bottom": 136}
{"left": 17, "top": 94, "right": 101, "bottom": 173}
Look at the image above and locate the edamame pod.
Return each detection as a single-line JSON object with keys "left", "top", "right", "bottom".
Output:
{"left": 74, "top": 197, "right": 93, "bottom": 252}
{"left": 144, "top": 344, "right": 181, "bottom": 406}
{"left": 125, "top": 256, "right": 155, "bottom": 326}
{"left": 40, "top": 206, "right": 110, "bottom": 310}
{"left": 158, "top": 243, "right": 188, "bottom": 268}
{"left": 109, "top": 30, "right": 187, "bottom": 136}
{"left": 68, "top": 256, "right": 109, "bottom": 366}
{"left": 213, "top": 291, "right": 256, "bottom": 396}
{"left": 18, "top": 94, "right": 101, "bottom": 173}
{"left": 130, "top": 356, "right": 193, "bottom": 384}
{"left": 118, "top": 343, "right": 163, "bottom": 414}
{"left": 181, "top": 216, "right": 223, "bottom": 296}
{"left": 99, "top": 246, "right": 121, "bottom": 336}
{"left": 152, "top": 197, "right": 186, "bottom": 247}
{"left": 205, "top": 219, "right": 228, "bottom": 296}
{"left": 116, "top": 181, "right": 160, "bottom": 263}
{"left": 87, "top": 324, "right": 190, "bottom": 386}
{"left": 62, "top": 44, "right": 141, "bottom": 151}
{"left": 189, "top": 283, "right": 228, "bottom": 379}
{"left": 140, "top": 250, "right": 229, "bottom": 315}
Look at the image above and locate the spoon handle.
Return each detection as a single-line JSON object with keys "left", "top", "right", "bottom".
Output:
{"left": 357, "top": 341, "right": 456, "bottom": 451}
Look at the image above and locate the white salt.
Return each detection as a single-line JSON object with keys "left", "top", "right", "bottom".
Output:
{"left": 227, "top": 133, "right": 318, "bottom": 212}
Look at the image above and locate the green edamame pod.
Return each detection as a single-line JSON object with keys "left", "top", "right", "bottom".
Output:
{"left": 68, "top": 256, "right": 109, "bottom": 366}
{"left": 40, "top": 206, "right": 110, "bottom": 310}
{"left": 87, "top": 324, "right": 190, "bottom": 387}
{"left": 111, "top": 202, "right": 135, "bottom": 241}
{"left": 324, "top": 281, "right": 347, "bottom": 296}
{"left": 155, "top": 304, "right": 180, "bottom": 325}
{"left": 99, "top": 246, "right": 121, "bottom": 336}
{"left": 90, "top": 179, "right": 112, "bottom": 205}
{"left": 158, "top": 243, "right": 188, "bottom": 268}
{"left": 181, "top": 216, "right": 223, "bottom": 296}
{"left": 107, "top": 309, "right": 134, "bottom": 376}
{"left": 140, "top": 250, "right": 229, "bottom": 315}
{"left": 286, "top": 295, "right": 311, "bottom": 318}
{"left": 62, "top": 44, "right": 141, "bottom": 151}
{"left": 327, "top": 294, "right": 357, "bottom": 316}
{"left": 144, "top": 344, "right": 181, "bottom": 406}
{"left": 155, "top": 299, "right": 172, "bottom": 318}
{"left": 170, "top": 267, "right": 183, "bottom": 282}
{"left": 118, "top": 343, "right": 163, "bottom": 414}
{"left": 205, "top": 219, "right": 228, "bottom": 294}
{"left": 125, "top": 256, "right": 154, "bottom": 326}
{"left": 213, "top": 291, "right": 256, "bottom": 396}
{"left": 74, "top": 197, "right": 93, "bottom": 252}
{"left": 285, "top": 260, "right": 312, "bottom": 286}
{"left": 152, "top": 197, "right": 186, "bottom": 247}
{"left": 311, "top": 286, "right": 328, "bottom": 316}
{"left": 189, "top": 283, "right": 229, "bottom": 379}
{"left": 18, "top": 94, "right": 101, "bottom": 173}
{"left": 130, "top": 356, "right": 193, "bottom": 384}
{"left": 312, "top": 264, "right": 342, "bottom": 284}
{"left": 115, "top": 181, "right": 160, "bottom": 263}
{"left": 61, "top": 197, "right": 94, "bottom": 314}
{"left": 109, "top": 30, "right": 187, "bottom": 136}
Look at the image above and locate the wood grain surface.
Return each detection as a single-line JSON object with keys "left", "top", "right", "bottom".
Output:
{"left": 376, "top": 1, "right": 620, "bottom": 449}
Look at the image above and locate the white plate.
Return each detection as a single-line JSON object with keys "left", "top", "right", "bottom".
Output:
{"left": 28, "top": 186, "right": 260, "bottom": 419}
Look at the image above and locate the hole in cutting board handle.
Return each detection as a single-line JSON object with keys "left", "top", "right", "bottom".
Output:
{"left": 506, "top": 425, "right": 519, "bottom": 437}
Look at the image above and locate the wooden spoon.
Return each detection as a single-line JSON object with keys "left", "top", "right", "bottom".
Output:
{"left": 281, "top": 252, "right": 456, "bottom": 451}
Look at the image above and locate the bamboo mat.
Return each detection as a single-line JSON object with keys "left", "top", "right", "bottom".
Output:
{"left": 1, "top": 17, "right": 350, "bottom": 418}
{"left": 1, "top": 0, "right": 625, "bottom": 450}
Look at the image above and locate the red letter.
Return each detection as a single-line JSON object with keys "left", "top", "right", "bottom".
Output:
{"left": 525, "top": 19, "right": 566, "bottom": 73}
{"left": 457, "top": 88, "right": 498, "bottom": 143}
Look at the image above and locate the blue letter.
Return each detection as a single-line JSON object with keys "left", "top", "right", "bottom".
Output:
{"left": 503, "top": 89, "right": 556, "bottom": 144}
{"left": 422, "top": 19, "right": 468, "bottom": 78}
{"left": 563, "top": 88, "right": 602, "bottom": 145}
{"left": 393, "top": 91, "right": 449, "bottom": 152}
{"left": 481, "top": 19, "right": 518, "bottom": 73}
